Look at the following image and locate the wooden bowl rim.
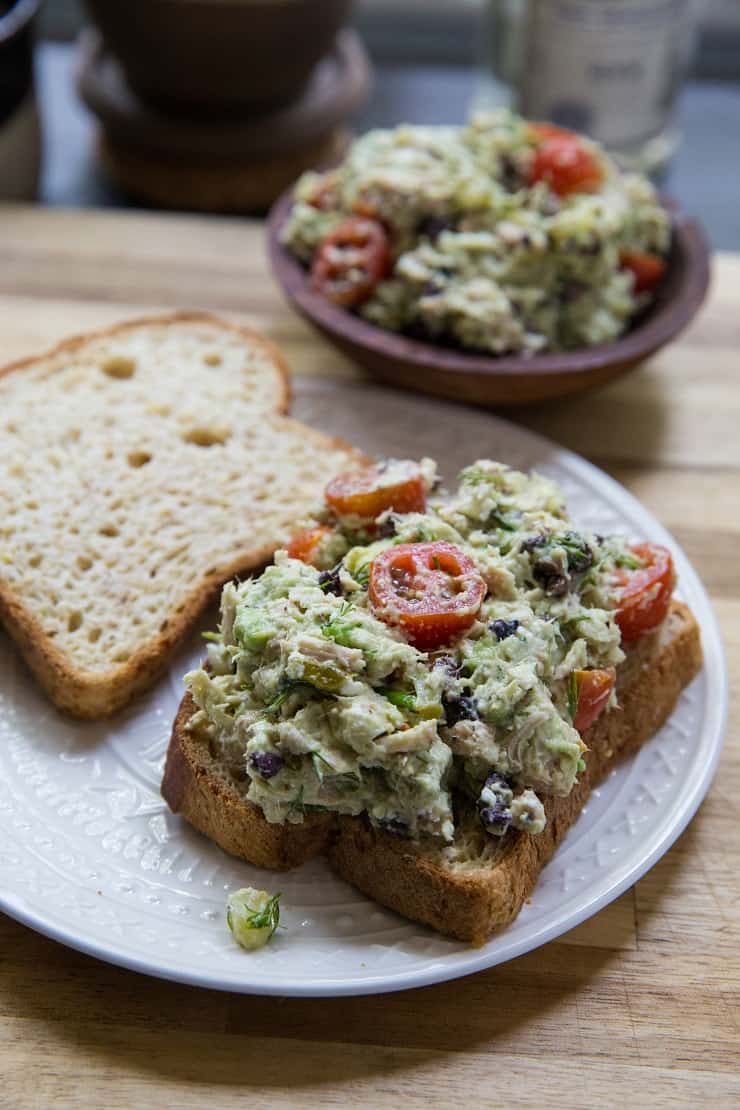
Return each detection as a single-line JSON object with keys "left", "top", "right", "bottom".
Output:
{"left": 267, "top": 189, "right": 711, "bottom": 381}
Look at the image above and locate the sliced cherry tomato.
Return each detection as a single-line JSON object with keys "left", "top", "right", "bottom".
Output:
{"left": 310, "top": 217, "right": 390, "bottom": 308}
{"left": 571, "top": 667, "right": 616, "bottom": 732}
{"left": 325, "top": 461, "right": 426, "bottom": 522}
{"left": 286, "top": 526, "right": 333, "bottom": 566}
{"left": 620, "top": 250, "right": 666, "bottom": 294}
{"left": 369, "top": 541, "right": 486, "bottom": 651}
{"left": 528, "top": 135, "right": 604, "bottom": 196}
{"left": 613, "top": 542, "right": 674, "bottom": 642}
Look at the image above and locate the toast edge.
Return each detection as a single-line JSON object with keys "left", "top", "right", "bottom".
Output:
{"left": 327, "top": 599, "right": 703, "bottom": 943}
{"left": 162, "top": 693, "right": 334, "bottom": 871}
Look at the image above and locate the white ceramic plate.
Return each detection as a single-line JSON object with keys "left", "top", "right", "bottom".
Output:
{"left": 0, "top": 383, "right": 727, "bottom": 996}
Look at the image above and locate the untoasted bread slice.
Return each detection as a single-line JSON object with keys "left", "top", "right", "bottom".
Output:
{"left": 162, "top": 599, "right": 702, "bottom": 942}
{"left": 0, "top": 312, "right": 359, "bottom": 718}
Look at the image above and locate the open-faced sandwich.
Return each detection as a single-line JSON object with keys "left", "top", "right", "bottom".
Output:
{"left": 162, "top": 458, "right": 701, "bottom": 944}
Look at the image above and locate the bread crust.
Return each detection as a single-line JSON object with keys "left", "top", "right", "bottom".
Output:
{"left": 163, "top": 694, "right": 335, "bottom": 870}
{"left": 0, "top": 313, "right": 361, "bottom": 719}
{"left": 162, "top": 599, "right": 703, "bottom": 942}
{"left": 0, "top": 310, "right": 293, "bottom": 409}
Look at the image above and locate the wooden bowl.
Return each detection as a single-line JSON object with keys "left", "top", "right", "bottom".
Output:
{"left": 267, "top": 191, "right": 711, "bottom": 406}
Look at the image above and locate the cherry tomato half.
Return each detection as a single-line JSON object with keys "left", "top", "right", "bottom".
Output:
{"left": 369, "top": 541, "right": 486, "bottom": 651}
{"left": 528, "top": 135, "right": 604, "bottom": 196}
{"left": 286, "top": 526, "right": 333, "bottom": 566}
{"left": 325, "top": 461, "right": 427, "bottom": 522}
{"left": 613, "top": 542, "right": 674, "bottom": 642}
{"left": 620, "top": 250, "right": 666, "bottom": 294}
{"left": 572, "top": 667, "right": 616, "bottom": 732}
{"left": 310, "top": 217, "right": 390, "bottom": 308}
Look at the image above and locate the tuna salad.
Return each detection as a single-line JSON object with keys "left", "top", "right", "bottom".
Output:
{"left": 280, "top": 109, "right": 671, "bottom": 356}
{"left": 186, "top": 458, "right": 675, "bottom": 844}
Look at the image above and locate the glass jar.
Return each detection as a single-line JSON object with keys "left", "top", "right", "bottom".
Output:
{"left": 476, "top": 0, "right": 700, "bottom": 175}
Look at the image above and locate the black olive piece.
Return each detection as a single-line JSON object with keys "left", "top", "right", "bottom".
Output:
{"left": 532, "top": 555, "right": 561, "bottom": 577}
{"left": 490, "top": 618, "right": 519, "bottom": 641}
{"left": 442, "top": 692, "right": 479, "bottom": 726}
{"left": 520, "top": 532, "right": 549, "bottom": 553}
{"left": 249, "top": 751, "right": 284, "bottom": 780}
{"left": 417, "top": 215, "right": 455, "bottom": 241}
{"left": 533, "top": 555, "right": 570, "bottom": 596}
{"left": 549, "top": 576, "right": 569, "bottom": 596}
{"left": 567, "top": 545, "right": 594, "bottom": 574}
{"left": 478, "top": 802, "right": 512, "bottom": 833}
{"left": 498, "top": 154, "right": 521, "bottom": 192}
{"left": 318, "top": 568, "right": 343, "bottom": 596}
{"left": 484, "top": 770, "right": 512, "bottom": 793}
{"left": 377, "top": 516, "right": 397, "bottom": 539}
{"left": 432, "top": 654, "right": 460, "bottom": 677}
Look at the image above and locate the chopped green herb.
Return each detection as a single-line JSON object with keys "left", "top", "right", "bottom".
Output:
{"left": 227, "top": 889, "right": 282, "bottom": 949}
{"left": 353, "top": 562, "right": 371, "bottom": 588}
{"left": 311, "top": 750, "right": 335, "bottom": 783}
{"left": 202, "top": 631, "right": 221, "bottom": 642}
{"left": 568, "top": 672, "right": 580, "bottom": 722}
{"left": 320, "top": 602, "right": 356, "bottom": 645}
{"left": 262, "top": 680, "right": 323, "bottom": 718}
{"left": 615, "top": 551, "right": 643, "bottom": 571}
{"left": 487, "top": 508, "right": 519, "bottom": 532}
{"left": 286, "top": 785, "right": 305, "bottom": 818}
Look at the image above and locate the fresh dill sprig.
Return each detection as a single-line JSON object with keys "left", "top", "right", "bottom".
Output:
{"left": 310, "top": 750, "right": 335, "bottom": 784}
{"left": 262, "top": 680, "right": 317, "bottom": 719}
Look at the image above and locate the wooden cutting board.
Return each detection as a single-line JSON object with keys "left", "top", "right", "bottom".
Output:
{"left": 0, "top": 204, "right": 737, "bottom": 1109}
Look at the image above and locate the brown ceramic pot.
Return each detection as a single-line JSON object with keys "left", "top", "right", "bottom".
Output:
{"left": 83, "top": 0, "right": 353, "bottom": 115}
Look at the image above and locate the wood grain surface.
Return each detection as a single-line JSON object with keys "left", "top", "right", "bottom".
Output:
{"left": 0, "top": 205, "right": 737, "bottom": 1110}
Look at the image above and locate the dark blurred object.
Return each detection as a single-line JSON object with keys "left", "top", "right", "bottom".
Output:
{"left": 83, "top": 0, "right": 352, "bottom": 115}
{"left": 97, "top": 128, "right": 351, "bottom": 216}
{"left": 0, "top": 0, "right": 41, "bottom": 199}
{"left": 77, "top": 27, "right": 370, "bottom": 213}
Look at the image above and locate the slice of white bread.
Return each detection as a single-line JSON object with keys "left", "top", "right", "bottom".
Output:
{"left": 162, "top": 599, "right": 702, "bottom": 944}
{"left": 0, "top": 312, "right": 359, "bottom": 718}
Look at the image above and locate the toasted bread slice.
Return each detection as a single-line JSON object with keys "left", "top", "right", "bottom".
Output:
{"left": 163, "top": 692, "right": 335, "bottom": 870}
{"left": 162, "top": 599, "right": 702, "bottom": 943}
{"left": 0, "top": 312, "right": 359, "bottom": 718}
